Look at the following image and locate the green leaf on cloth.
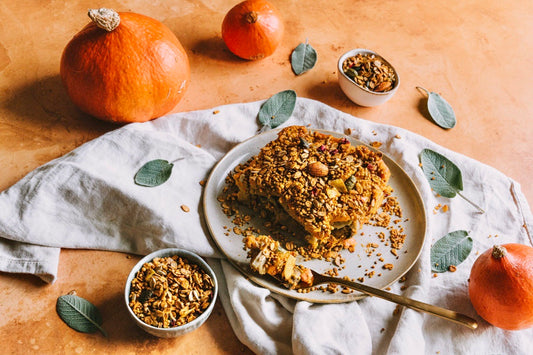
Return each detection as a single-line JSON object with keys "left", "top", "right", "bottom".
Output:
{"left": 430, "top": 230, "right": 472, "bottom": 272}
{"left": 258, "top": 90, "right": 297, "bottom": 131}
{"left": 419, "top": 149, "right": 484, "bottom": 213}
{"left": 134, "top": 159, "right": 174, "bottom": 187}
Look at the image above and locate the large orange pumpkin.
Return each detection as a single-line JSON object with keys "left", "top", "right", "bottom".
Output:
{"left": 222, "top": 0, "right": 284, "bottom": 60}
{"left": 468, "top": 243, "right": 533, "bottom": 330}
{"left": 60, "top": 8, "right": 190, "bottom": 123}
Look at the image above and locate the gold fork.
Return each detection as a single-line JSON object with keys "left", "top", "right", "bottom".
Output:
{"left": 231, "top": 260, "right": 478, "bottom": 330}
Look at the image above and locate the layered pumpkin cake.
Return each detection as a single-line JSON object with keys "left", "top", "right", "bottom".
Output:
{"left": 231, "top": 125, "right": 392, "bottom": 248}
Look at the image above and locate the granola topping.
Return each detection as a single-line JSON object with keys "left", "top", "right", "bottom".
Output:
{"left": 128, "top": 255, "right": 214, "bottom": 328}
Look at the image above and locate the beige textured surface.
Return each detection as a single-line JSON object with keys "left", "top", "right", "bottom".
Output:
{"left": 1, "top": 0, "right": 531, "bottom": 353}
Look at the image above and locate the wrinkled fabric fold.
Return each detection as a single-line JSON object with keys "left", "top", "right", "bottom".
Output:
{"left": 0, "top": 98, "right": 532, "bottom": 354}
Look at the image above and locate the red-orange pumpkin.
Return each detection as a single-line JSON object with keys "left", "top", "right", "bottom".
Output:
{"left": 222, "top": 0, "right": 284, "bottom": 60}
{"left": 60, "top": 8, "right": 190, "bottom": 123}
{"left": 469, "top": 243, "right": 533, "bottom": 330}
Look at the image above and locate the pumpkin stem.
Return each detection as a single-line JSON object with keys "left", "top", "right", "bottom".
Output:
{"left": 492, "top": 245, "right": 507, "bottom": 259}
{"left": 88, "top": 8, "right": 120, "bottom": 32}
{"left": 245, "top": 11, "right": 258, "bottom": 24}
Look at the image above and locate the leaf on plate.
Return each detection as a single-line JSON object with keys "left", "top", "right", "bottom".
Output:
{"left": 291, "top": 41, "right": 317, "bottom": 75}
{"left": 419, "top": 149, "right": 484, "bottom": 213}
{"left": 417, "top": 87, "right": 456, "bottom": 129}
{"left": 430, "top": 230, "right": 472, "bottom": 272}
{"left": 56, "top": 294, "right": 107, "bottom": 337}
{"left": 134, "top": 159, "right": 174, "bottom": 187}
{"left": 258, "top": 90, "right": 297, "bottom": 131}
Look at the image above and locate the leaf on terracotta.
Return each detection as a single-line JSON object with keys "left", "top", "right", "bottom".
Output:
{"left": 291, "top": 41, "right": 317, "bottom": 75}
{"left": 56, "top": 294, "right": 107, "bottom": 337}
{"left": 417, "top": 87, "right": 456, "bottom": 129}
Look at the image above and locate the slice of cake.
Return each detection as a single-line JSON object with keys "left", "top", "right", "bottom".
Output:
{"left": 244, "top": 234, "right": 313, "bottom": 289}
{"left": 233, "top": 125, "right": 392, "bottom": 248}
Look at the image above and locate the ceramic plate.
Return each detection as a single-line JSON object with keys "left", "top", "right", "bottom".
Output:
{"left": 203, "top": 127, "right": 427, "bottom": 303}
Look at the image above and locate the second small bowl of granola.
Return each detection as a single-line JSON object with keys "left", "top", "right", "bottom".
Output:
{"left": 338, "top": 48, "right": 400, "bottom": 107}
{"left": 124, "top": 248, "right": 218, "bottom": 338}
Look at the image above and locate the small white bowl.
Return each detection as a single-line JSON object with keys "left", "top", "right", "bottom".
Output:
{"left": 337, "top": 48, "right": 400, "bottom": 107}
{"left": 124, "top": 248, "right": 218, "bottom": 338}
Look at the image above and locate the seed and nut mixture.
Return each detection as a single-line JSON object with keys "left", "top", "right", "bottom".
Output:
{"left": 218, "top": 126, "right": 408, "bottom": 293}
{"left": 230, "top": 126, "right": 392, "bottom": 249}
{"left": 128, "top": 255, "right": 214, "bottom": 328}
{"left": 342, "top": 53, "right": 396, "bottom": 92}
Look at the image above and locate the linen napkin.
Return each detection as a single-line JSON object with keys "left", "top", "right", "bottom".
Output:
{"left": 1, "top": 98, "right": 532, "bottom": 354}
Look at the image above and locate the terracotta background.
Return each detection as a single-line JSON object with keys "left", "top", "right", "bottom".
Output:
{"left": 1, "top": 0, "right": 531, "bottom": 353}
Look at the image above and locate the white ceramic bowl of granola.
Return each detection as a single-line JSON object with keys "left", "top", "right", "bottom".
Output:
{"left": 124, "top": 248, "right": 218, "bottom": 338}
{"left": 337, "top": 48, "right": 400, "bottom": 107}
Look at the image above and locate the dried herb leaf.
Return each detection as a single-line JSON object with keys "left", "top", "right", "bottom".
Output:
{"left": 420, "top": 149, "right": 484, "bottom": 213}
{"left": 291, "top": 41, "right": 317, "bottom": 75}
{"left": 134, "top": 159, "right": 173, "bottom": 187}
{"left": 56, "top": 294, "right": 107, "bottom": 337}
{"left": 258, "top": 90, "right": 297, "bottom": 130}
{"left": 430, "top": 230, "right": 472, "bottom": 272}
{"left": 417, "top": 87, "right": 456, "bottom": 129}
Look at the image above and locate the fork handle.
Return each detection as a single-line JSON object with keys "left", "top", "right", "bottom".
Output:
{"left": 326, "top": 276, "right": 478, "bottom": 329}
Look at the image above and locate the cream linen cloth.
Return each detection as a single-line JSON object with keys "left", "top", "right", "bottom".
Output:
{"left": 1, "top": 98, "right": 532, "bottom": 354}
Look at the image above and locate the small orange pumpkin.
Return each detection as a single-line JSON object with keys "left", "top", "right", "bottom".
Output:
{"left": 222, "top": 0, "right": 284, "bottom": 60}
{"left": 60, "top": 8, "right": 190, "bottom": 123}
{"left": 468, "top": 243, "right": 533, "bottom": 330}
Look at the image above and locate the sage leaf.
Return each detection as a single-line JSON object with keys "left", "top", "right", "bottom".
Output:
{"left": 420, "top": 149, "right": 462, "bottom": 198}
{"left": 291, "top": 41, "right": 317, "bottom": 75}
{"left": 430, "top": 230, "right": 472, "bottom": 272}
{"left": 420, "top": 149, "right": 484, "bottom": 213}
{"left": 56, "top": 294, "right": 107, "bottom": 337}
{"left": 258, "top": 90, "right": 297, "bottom": 131}
{"left": 134, "top": 159, "right": 173, "bottom": 187}
{"left": 417, "top": 87, "right": 456, "bottom": 129}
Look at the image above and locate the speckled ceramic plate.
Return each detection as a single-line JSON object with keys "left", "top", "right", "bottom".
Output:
{"left": 203, "top": 127, "right": 427, "bottom": 303}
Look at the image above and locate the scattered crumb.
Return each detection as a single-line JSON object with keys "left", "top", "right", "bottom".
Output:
{"left": 371, "top": 141, "right": 382, "bottom": 148}
{"left": 394, "top": 134, "right": 401, "bottom": 139}
{"left": 448, "top": 265, "right": 457, "bottom": 272}
{"left": 393, "top": 305, "right": 401, "bottom": 316}
{"left": 345, "top": 128, "right": 352, "bottom": 135}
{"left": 180, "top": 204, "right": 190, "bottom": 212}
{"left": 213, "top": 110, "right": 220, "bottom": 114}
